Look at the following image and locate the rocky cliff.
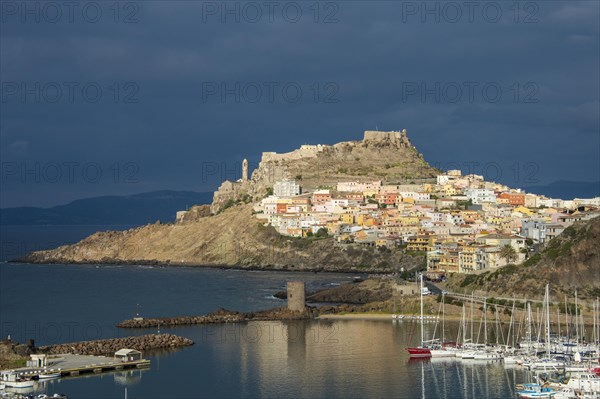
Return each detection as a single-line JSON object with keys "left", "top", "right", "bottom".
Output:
{"left": 447, "top": 216, "right": 600, "bottom": 299}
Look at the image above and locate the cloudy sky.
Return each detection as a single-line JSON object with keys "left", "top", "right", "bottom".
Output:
{"left": 1, "top": 1, "right": 599, "bottom": 207}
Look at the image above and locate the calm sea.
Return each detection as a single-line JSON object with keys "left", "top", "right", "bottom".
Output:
{"left": 0, "top": 227, "right": 528, "bottom": 398}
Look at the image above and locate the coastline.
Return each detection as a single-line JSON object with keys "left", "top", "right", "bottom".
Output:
{"left": 8, "top": 258, "right": 381, "bottom": 275}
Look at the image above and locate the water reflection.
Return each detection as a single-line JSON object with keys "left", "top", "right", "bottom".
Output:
{"left": 4, "top": 378, "right": 67, "bottom": 397}
{"left": 114, "top": 369, "right": 144, "bottom": 386}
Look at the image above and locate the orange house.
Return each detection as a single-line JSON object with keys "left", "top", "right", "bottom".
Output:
{"left": 498, "top": 192, "right": 525, "bottom": 206}
{"left": 312, "top": 191, "right": 332, "bottom": 205}
{"left": 376, "top": 193, "right": 398, "bottom": 205}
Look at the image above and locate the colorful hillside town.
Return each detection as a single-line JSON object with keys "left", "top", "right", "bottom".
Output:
{"left": 252, "top": 171, "right": 600, "bottom": 278}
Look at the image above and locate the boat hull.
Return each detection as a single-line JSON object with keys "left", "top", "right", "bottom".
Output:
{"left": 38, "top": 372, "right": 61, "bottom": 379}
{"left": 430, "top": 349, "right": 455, "bottom": 358}
{"left": 407, "top": 347, "right": 432, "bottom": 358}
{"left": 5, "top": 380, "right": 35, "bottom": 388}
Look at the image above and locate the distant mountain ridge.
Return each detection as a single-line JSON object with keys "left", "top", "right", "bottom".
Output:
{"left": 522, "top": 180, "right": 599, "bottom": 200}
{"left": 0, "top": 190, "right": 213, "bottom": 225}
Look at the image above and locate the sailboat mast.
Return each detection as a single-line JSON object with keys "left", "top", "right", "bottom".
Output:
{"left": 442, "top": 292, "right": 445, "bottom": 344}
{"left": 545, "top": 284, "right": 551, "bottom": 357}
{"left": 593, "top": 299, "right": 596, "bottom": 345}
{"left": 462, "top": 304, "right": 467, "bottom": 345}
{"left": 470, "top": 293, "right": 474, "bottom": 344}
{"left": 506, "top": 299, "right": 515, "bottom": 348}
{"left": 557, "top": 307, "right": 560, "bottom": 340}
{"left": 483, "top": 298, "right": 488, "bottom": 345}
{"left": 527, "top": 302, "right": 532, "bottom": 355}
{"left": 565, "top": 295, "right": 570, "bottom": 345}
{"left": 420, "top": 273, "right": 424, "bottom": 346}
{"left": 575, "top": 289, "right": 579, "bottom": 352}
{"left": 594, "top": 298, "right": 600, "bottom": 345}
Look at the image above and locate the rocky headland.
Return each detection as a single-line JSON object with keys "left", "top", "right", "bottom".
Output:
{"left": 21, "top": 130, "right": 432, "bottom": 273}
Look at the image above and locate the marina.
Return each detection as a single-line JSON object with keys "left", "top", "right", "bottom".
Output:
{"left": 2, "top": 263, "right": 599, "bottom": 398}
{"left": 399, "top": 282, "right": 600, "bottom": 398}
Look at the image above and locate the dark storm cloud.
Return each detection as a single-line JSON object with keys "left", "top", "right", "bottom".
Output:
{"left": 1, "top": 0, "right": 598, "bottom": 207}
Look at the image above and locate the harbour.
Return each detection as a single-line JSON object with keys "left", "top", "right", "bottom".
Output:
{"left": 1, "top": 263, "right": 599, "bottom": 398}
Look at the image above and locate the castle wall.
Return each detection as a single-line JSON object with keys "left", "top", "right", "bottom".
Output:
{"left": 261, "top": 144, "right": 327, "bottom": 163}
{"left": 363, "top": 130, "right": 406, "bottom": 142}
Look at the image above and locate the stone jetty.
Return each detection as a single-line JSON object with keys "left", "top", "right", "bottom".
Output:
{"left": 117, "top": 307, "right": 316, "bottom": 329}
{"left": 38, "top": 333, "right": 193, "bottom": 356}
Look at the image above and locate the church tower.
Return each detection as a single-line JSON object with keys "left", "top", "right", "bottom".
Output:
{"left": 242, "top": 158, "right": 248, "bottom": 181}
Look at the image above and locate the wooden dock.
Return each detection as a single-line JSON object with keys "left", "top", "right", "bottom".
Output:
{"left": 10, "top": 354, "right": 150, "bottom": 379}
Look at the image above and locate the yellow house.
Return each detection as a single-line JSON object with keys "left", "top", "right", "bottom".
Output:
{"left": 406, "top": 235, "right": 435, "bottom": 252}
{"left": 443, "top": 184, "right": 457, "bottom": 196}
{"left": 439, "top": 251, "right": 459, "bottom": 273}
{"left": 460, "top": 210, "right": 481, "bottom": 222}
{"left": 326, "top": 221, "right": 338, "bottom": 233}
{"left": 356, "top": 214, "right": 366, "bottom": 225}
{"left": 398, "top": 216, "right": 420, "bottom": 226}
{"left": 514, "top": 206, "right": 534, "bottom": 216}
{"left": 356, "top": 214, "right": 378, "bottom": 226}
{"left": 486, "top": 216, "right": 504, "bottom": 225}
{"left": 339, "top": 214, "right": 354, "bottom": 224}
{"left": 364, "top": 217, "right": 378, "bottom": 227}
{"left": 458, "top": 246, "right": 477, "bottom": 273}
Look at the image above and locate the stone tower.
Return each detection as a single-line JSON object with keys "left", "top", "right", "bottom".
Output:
{"left": 287, "top": 281, "right": 305, "bottom": 312}
{"left": 242, "top": 158, "right": 248, "bottom": 181}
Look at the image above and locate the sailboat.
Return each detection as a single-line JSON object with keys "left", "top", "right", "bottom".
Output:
{"left": 429, "top": 292, "right": 456, "bottom": 358}
{"left": 407, "top": 273, "right": 432, "bottom": 358}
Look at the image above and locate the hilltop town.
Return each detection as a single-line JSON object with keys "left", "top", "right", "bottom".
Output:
{"left": 178, "top": 130, "right": 600, "bottom": 279}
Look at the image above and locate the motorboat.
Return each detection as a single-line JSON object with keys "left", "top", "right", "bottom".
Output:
{"left": 5, "top": 378, "right": 35, "bottom": 388}
{"left": 38, "top": 371, "right": 61, "bottom": 379}
{"left": 561, "top": 373, "right": 600, "bottom": 394}
{"left": 516, "top": 383, "right": 557, "bottom": 398}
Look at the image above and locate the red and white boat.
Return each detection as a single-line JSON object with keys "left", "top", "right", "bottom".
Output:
{"left": 407, "top": 347, "right": 432, "bottom": 358}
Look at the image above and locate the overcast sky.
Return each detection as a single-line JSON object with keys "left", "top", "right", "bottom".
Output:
{"left": 1, "top": 1, "right": 599, "bottom": 207}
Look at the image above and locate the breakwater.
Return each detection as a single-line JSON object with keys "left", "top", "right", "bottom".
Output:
{"left": 38, "top": 333, "right": 194, "bottom": 355}
{"left": 117, "top": 307, "right": 317, "bottom": 328}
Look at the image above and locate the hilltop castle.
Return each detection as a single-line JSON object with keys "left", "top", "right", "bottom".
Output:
{"left": 210, "top": 130, "right": 421, "bottom": 213}
{"left": 261, "top": 129, "right": 410, "bottom": 163}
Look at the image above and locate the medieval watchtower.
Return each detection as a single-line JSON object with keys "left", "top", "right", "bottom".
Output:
{"left": 287, "top": 281, "right": 306, "bottom": 312}
{"left": 242, "top": 158, "right": 248, "bottom": 181}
